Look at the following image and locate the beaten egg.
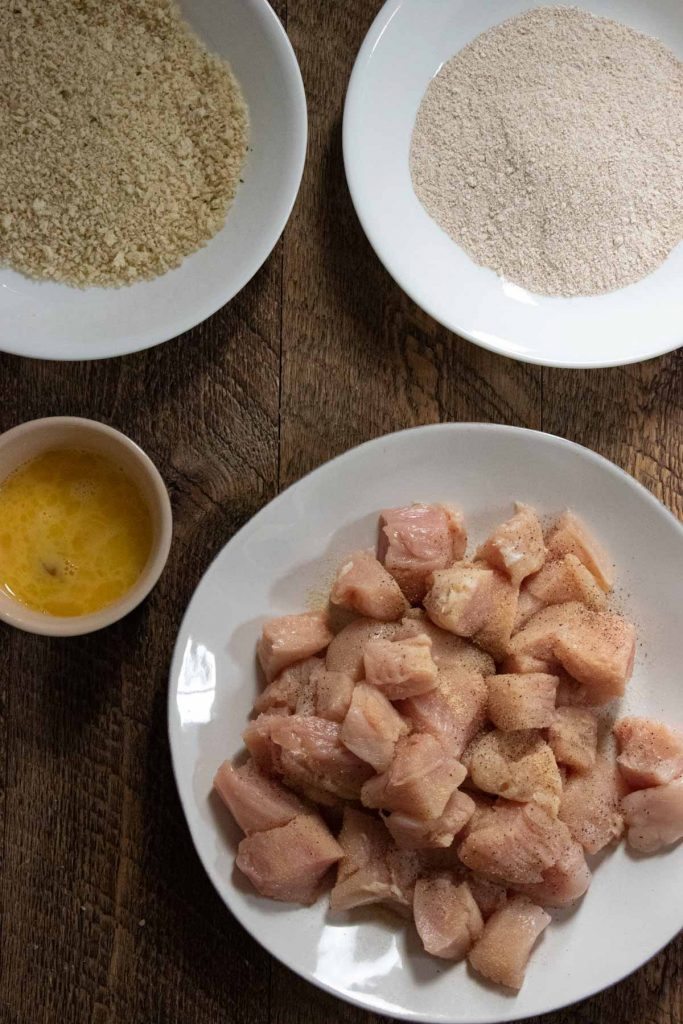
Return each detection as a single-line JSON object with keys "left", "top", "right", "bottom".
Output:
{"left": 0, "top": 449, "right": 153, "bottom": 617}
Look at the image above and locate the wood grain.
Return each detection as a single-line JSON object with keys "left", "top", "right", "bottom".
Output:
{"left": 0, "top": 0, "right": 681, "bottom": 1022}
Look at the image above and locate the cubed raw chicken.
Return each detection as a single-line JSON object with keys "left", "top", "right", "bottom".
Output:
{"left": 555, "top": 672, "right": 599, "bottom": 708}
{"left": 476, "top": 503, "right": 546, "bottom": 588}
{"left": 254, "top": 656, "right": 323, "bottom": 714}
{"left": 363, "top": 633, "right": 438, "bottom": 699}
{"left": 501, "top": 652, "right": 556, "bottom": 675}
{"left": 472, "top": 571, "right": 519, "bottom": 661}
{"left": 245, "top": 714, "right": 374, "bottom": 805}
{"left": 385, "top": 790, "right": 475, "bottom": 849}
{"left": 467, "top": 729, "right": 563, "bottom": 815}
{"left": 506, "top": 602, "right": 585, "bottom": 670}
{"left": 330, "top": 550, "right": 408, "bottom": 621}
{"left": 258, "top": 612, "right": 334, "bottom": 683}
{"left": 414, "top": 876, "right": 484, "bottom": 960}
{"left": 513, "top": 839, "right": 591, "bottom": 907}
{"left": 236, "top": 814, "right": 343, "bottom": 905}
{"left": 213, "top": 759, "right": 311, "bottom": 834}
{"left": 243, "top": 712, "right": 286, "bottom": 769}
{"left": 325, "top": 617, "right": 403, "bottom": 681}
{"left": 514, "top": 589, "right": 544, "bottom": 632}
{"left": 559, "top": 754, "right": 627, "bottom": 854}
{"left": 468, "top": 896, "right": 551, "bottom": 990}
{"left": 525, "top": 554, "right": 607, "bottom": 611}
{"left": 424, "top": 562, "right": 496, "bottom": 637}
{"left": 622, "top": 778, "right": 683, "bottom": 853}
{"left": 553, "top": 612, "right": 636, "bottom": 702}
{"left": 548, "top": 707, "right": 598, "bottom": 773}
{"left": 361, "top": 733, "right": 466, "bottom": 819}
{"left": 312, "top": 665, "right": 355, "bottom": 723}
{"left": 329, "top": 807, "right": 415, "bottom": 914}
{"left": 486, "top": 673, "right": 558, "bottom": 731}
{"left": 399, "top": 612, "right": 495, "bottom": 676}
{"left": 613, "top": 717, "right": 683, "bottom": 789}
{"left": 459, "top": 800, "right": 574, "bottom": 886}
{"left": 396, "top": 667, "right": 488, "bottom": 758}
{"left": 378, "top": 503, "right": 467, "bottom": 604}
{"left": 340, "top": 683, "right": 409, "bottom": 772}
{"left": 546, "top": 511, "right": 614, "bottom": 592}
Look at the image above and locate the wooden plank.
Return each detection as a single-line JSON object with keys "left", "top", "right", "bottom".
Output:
{"left": 0, "top": 250, "right": 282, "bottom": 1024}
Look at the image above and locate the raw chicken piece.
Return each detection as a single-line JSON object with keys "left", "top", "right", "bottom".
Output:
{"left": 459, "top": 800, "right": 574, "bottom": 886}
{"left": 243, "top": 712, "right": 286, "bottom": 769}
{"left": 476, "top": 504, "right": 546, "bottom": 588}
{"left": 613, "top": 717, "right": 683, "bottom": 789}
{"left": 514, "top": 839, "right": 591, "bottom": 907}
{"left": 254, "top": 657, "right": 323, "bottom": 714}
{"left": 340, "top": 683, "right": 409, "bottom": 772}
{"left": 363, "top": 633, "right": 438, "bottom": 699}
{"left": 424, "top": 562, "right": 496, "bottom": 637}
{"left": 258, "top": 612, "right": 333, "bottom": 683}
{"left": 506, "top": 602, "right": 585, "bottom": 669}
{"left": 213, "top": 759, "right": 311, "bottom": 834}
{"left": 555, "top": 672, "right": 599, "bottom": 708}
{"left": 525, "top": 554, "right": 607, "bottom": 611}
{"left": 312, "top": 665, "right": 355, "bottom": 723}
{"left": 467, "top": 730, "right": 563, "bottom": 815}
{"left": 378, "top": 503, "right": 467, "bottom": 604}
{"left": 559, "top": 754, "right": 626, "bottom": 854}
{"left": 546, "top": 511, "right": 614, "bottom": 592}
{"left": 329, "top": 808, "right": 416, "bottom": 914}
{"left": 236, "top": 814, "right": 343, "bottom": 905}
{"left": 245, "top": 714, "right": 374, "bottom": 804}
{"left": 548, "top": 707, "right": 598, "bottom": 773}
{"left": 622, "top": 778, "right": 683, "bottom": 853}
{"left": 385, "top": 789, "right": 475, "bottom": 849}
{"left": 295, "top": 673, "right": 318, "bottom": 716}
{"left": 325, "top": 617, "right": 403, "bottom": 681}
{"left": 468, "top": 896, "right": 551, "bottom": 990}
{"left": 554, "top": 612, "right": 635, "bottom": 702}
{"left": 486, "top": 673, "right": 558, "bottom": 731}
{"left": 501, "top": 652, "right": 556, "bottom": 675}
{"left": 514, "top": 589, "right": 544, "bottom": 632}
{"left": 399, "top": 612, "right": 495, "bottom": 676}
{"left": 330, "top": 550, "right": 407, "bottom": 621}
{"left": 414, "top": 876, "right": 484, "bottom": 960}
{"left": 361, "top": 733, "right": 466, "bottom": 819}
{"left": 472, "top": 571, "right": 519, "bottom": 661}
{"left": 397, "top": 667, "right": 488, "bottom": 758}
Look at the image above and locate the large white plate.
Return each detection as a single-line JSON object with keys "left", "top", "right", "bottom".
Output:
{"left": 0, "top": 0, "right": 306, "bottom": 361}
{"left": 343, "top": 0, "right": 683, "bottom": 368}
{"left": 169, "top": 424, "right": 683, "bottom": 1022}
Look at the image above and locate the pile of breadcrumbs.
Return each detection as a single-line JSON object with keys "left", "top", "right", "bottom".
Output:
{"left": 0, "top": 0, "right": 249, "bottom": 287}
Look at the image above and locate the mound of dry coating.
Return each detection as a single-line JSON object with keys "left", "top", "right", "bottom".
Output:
{"left": 0, "top": 0, "right": 248, "bottom": 287}
{"left": 410, "top": 6, "right": 683, "bottom": 297}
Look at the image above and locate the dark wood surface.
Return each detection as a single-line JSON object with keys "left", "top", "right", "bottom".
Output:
{"left": 0, "top": 2, "right": 681, "bottom": 1022}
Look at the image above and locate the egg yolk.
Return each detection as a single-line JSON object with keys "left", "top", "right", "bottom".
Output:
{"left": 0, "top": 448, "right": 154, "bottom": 617}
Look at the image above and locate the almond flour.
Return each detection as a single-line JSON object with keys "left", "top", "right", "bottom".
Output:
{"left": 410, "top": 6, "right": 683, "bottom": 297}
{"left": 0, "top": 0, "right": 248, "bottom": 287}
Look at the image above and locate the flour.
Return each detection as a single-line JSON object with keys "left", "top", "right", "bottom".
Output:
{"left": 410, "top": 6, "right": 683, "bottom": 298}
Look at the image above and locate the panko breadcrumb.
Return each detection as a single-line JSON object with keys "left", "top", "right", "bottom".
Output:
{"left": 0, "top": 0, "right": 249, "bottom": 287}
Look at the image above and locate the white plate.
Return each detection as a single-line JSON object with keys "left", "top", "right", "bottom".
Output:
{"left": 169, "top": 423, "right": 683, "bottom": 1023}
{"left": 0, "top": 0, "right": 306, "bottom": 361}
{"left": 343, "top": 0, "right": 683, "bottom": 369}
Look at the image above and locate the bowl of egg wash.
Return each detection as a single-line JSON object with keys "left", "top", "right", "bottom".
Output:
{"left": 0, "top": 418, "right": 172, "bottom": 636}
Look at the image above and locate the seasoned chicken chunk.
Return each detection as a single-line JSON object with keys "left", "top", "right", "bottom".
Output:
{"left": 553, "top": 612, "right": 635, "bottom": 701}
{"left": 414, "top": 876, "right": 484, "bottom": 960}
{"left": 385, "top": 789, "right": 475, "bottom": 850}
{"left": 312, "top": 665, "right": 355, "bottom": 723}
{"left": 559, "top": 754, "right": 627, "bottom": 854}
{"left": 361, "top": 733, "right": 466, "bottom": 819}
{"left": 476, "top": 503, "right": 546, "bottom": 588}
{"left": 258, "top": 612, "right": 333, "bottom": 682}
{"left": 378, "top": 503, "right": 467, "bottom": 604}
{"left": 340, "top": 683, "right": 409, "bottom": 771}
{"left": 472, "top": 570, "right": 519, "bottom": 661}
{"left": 363, "top": 633, "right": 438, "bottom": 699}
{"left": 549, "top": 707, "right": 598, "bottom": 773}
{"left": 486, "top": 673, "right": 558, "bottom": 731}
{"left": 614, "top": 717, "right": 683, "bottom": 789}
{"left": 513, "top": 839, "right": 591, "bottom": 907}
{"left": 213, "top": 759, "right": 310, "bottom": 834}
{"left": 254, "top": 656, "right": 323, "bottom": 715}
{"left": 468, "top": 896, "right": 551, "bottom": 990}
{"left": 424, "top": 562, "right": 496, "bottom": 637}
{"left": 325, "top": 617, "right": 403, "bottom": 680}
{"left": 329, "top": 807, "right": 417, "bottom": 914}
{"left": 467, "top": 729, "right": 563, "bottom": 815}
{"left": 330, "top": 549, "right": 408, "bottom": 621}
{"left": 622, "top": 778, "right": 683, "bottom": 853}
{"left": 399, "top": 612, "right": 495, "bottom": 676}
{"left": 546, "top": 511, "right": 614, "bottom": 592}
{"left": 525, "top": 553, "right": 607, "bottom": 611}
{"left": 396, "top": 667, "right": 488, "bottom": 758}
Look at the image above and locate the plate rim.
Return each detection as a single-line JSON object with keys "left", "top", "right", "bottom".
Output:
{"left": 168, "top": 422, "right": 683, "bottom": 1022}
{"left": 342, "top": 0, "right": 683, "bottom": 370}
{"left": 0, "top": 0, "right": 307, "bottom": 363}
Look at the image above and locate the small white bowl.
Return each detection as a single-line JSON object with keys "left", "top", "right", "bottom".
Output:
{"left": 0, "top": 0, "right": 307, "bottom": 361}
{"left": 343, "top": 0, "right": 683, "bottom": 368}
{"left": 0, "top": 417, "right": 172, "bottom": 636}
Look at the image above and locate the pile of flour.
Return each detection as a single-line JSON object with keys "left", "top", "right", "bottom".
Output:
{"left": 410, "top": 6, "right": 683, "bottom": 297}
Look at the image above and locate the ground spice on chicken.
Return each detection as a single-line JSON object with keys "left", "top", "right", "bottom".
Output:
{"left": 0, "top": 0, "right": 248, "bottom": 287}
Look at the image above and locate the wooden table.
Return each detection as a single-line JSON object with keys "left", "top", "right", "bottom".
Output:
{"left": 1, "top": 3, "right": 681, "bottom": 1022}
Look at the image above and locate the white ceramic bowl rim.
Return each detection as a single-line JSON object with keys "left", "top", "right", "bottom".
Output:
{"left": 0, "top": 416, "right": 172, "bottom": 636}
